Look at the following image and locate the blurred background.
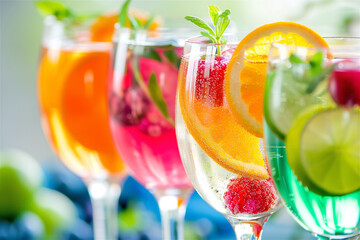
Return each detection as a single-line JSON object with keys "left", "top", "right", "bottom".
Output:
{"left": 0, "top": 0, "right": 359, "bottom": 239}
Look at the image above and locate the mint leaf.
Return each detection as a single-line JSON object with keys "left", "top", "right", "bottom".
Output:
{"left": 309, "top": 51, "right": 324, "bottom": 76}
{"left": 185, "top": 6, "right": 231, "bottom": 56}
{"left": 208, "top": 5, "right": 219, "bottom": 25}
{"left": 133, "top": 16, "right": 143, "bottom": 28}
{"left": 216, "top": 15, "right": 230, "bottom": 37}
{"left": 143, "top": 15, "right": 155, "bottom": 29}
{"left": 306, "top": 63, "right": 336, "bottom": 94}
{"left": 143, "top": 48, "right": 162, "bottom": 62}
{"left": 148, "top": 73, "right": 170, "bottom": 119}
{"left": 289, "top": 54, "right": 305, "bottom": 64}
{"left": 219, "top": 9, "right": 231, "bottom": 18}
{"left": 164, "top": 49, "right": 181, "bottom": 68}
{"left": 118, "top": 0, "right": 131, "bottom": 27}
{"left": 200, "top": 31, "right": 216, "bottom": 43}
{"left": 35, "top": 1, "right": 73, "bottom": 20}
{"left": 184, "top": 16, "right": 215, "bottom": 36}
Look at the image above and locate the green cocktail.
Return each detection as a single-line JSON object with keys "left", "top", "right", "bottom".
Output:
{"left": 264, "top": 39, "right": 360, "bottom": 239}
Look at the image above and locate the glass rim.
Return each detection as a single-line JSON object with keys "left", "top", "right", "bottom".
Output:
{"left": 184, "top": 33, "right": 242, "bottom": 47}
{"left": 113, "top": 25, "right": 199, "bottom": 46}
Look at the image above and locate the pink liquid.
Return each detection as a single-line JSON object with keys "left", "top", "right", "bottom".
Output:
{"left": 329, "top": 62, "right": 360, "bottom": 107}
{"left": 109, "top": 45, "right": 192, "bottom": 190}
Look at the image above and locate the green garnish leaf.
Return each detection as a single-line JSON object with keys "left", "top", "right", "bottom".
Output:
{"left": 200, "top": 31, "right": 216, "bottom": 43}
{"left": 184, "top": 16, "right": 215, "bottom": 36}
{"left": 309, "top": 51, "right": 324, "bottom": 76}
{"left": 118, "top": 0, "right": 131, "bottom": 27}
{"left": 164, "top": 49, "right": 181, "bottom": 68}
{"left": 216, "top": 13, "right": 230, "bottom": 38}
{"left": 218, "top": 9, "right": 231, "bottom": 18}
{"left": 289, "top": 54, "right": 305, "bottom": 64}
{"left": 35, "top": 0, "right": 74, "bottom": 21}
{"left": 289, "top": 51, "right": 336, "bottom": 94}
{"left": 306, "top": 63, "right": 336, "bottom": 93}
{"left": 143, "top": 48, "right": 162, "bottom": 62}
{"left": 208, "top": 5, "right": 220, "bottom": 25}
{"left": 148, "top": 73, "right": 170, "bottom": 119}
{"left": 185, "top": 5, "right": 231, "bottom": 56}
{"left": 143, "top": 15, "right": 155, "bottom": 29}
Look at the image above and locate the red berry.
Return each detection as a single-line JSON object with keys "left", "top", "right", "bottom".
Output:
{"left": 223, "top": 176, "right": 277, "bottom": 215}
{"left": 329, "top": 61, "right": 360, "bottom": 107}
{"left": 195, "top": 56, "right": 228, "bottom": 106}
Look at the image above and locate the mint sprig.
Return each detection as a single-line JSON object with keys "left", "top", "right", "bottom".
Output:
{"left": 35, "top": 0, "right": 74, "bottom": 21}
{"left": 185, "top": 5, "right": 231, "bottom": 55}
{"left": 289, "top": 51, "right": 336, "bottom": 94}
{"left": 118, "top": 0, "right": 155, "bottom": 29}
{"left": 35, "top": 0, "right": 101, "bottom": 22}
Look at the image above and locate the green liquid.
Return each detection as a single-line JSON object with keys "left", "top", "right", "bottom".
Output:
{"left": 264, "top": 123, "right": 360, "bottom": 237}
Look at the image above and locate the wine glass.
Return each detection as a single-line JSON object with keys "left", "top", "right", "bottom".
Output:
{"left": 175, "top": 35, "right": 281, "bottom": 239}
{"left": 264, "top": 37, "right": 360, "bottom": 240}
{"left": 108, "top": 27, "right": 194, "bottom": 240}
{"left": 37, "top": 16, "right": 126, "bottom": 240}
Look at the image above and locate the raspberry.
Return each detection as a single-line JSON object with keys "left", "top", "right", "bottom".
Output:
{"left": 223, "top": 176, "right": 277, "bottom": 214}
{"left": 109, "top": 88, "right": 149, "bottom": 126}
{"left": 195, "top": 55, "right": 228, "bottom": 107}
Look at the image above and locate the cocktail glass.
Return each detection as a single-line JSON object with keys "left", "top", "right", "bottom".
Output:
{"left": 37, "top": 16, "right": 126, "bottom": 240}
{"left": 176, "top": 35, "right": 281, "bottom": 239}
{"left": 108, "top": 27, "right": 194, "bottom": 240}
{"left": 264, "top": 37, "right": 360, "bottom": 240}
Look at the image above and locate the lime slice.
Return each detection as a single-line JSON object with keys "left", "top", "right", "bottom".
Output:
{"left": 286, "top": 105, "right": 332, "bottom": 195}
{"left": 264, "top": 65, "right": 327, "bottom": 140}
{"left": 300, "top": 108, "right": 360, "bottom": 195}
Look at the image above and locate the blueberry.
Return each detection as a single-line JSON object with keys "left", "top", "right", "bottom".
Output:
{"left": 14, "top": 212, "right": 44, "bottom": 240}
{"left": 0, "top": 221, "right": 18, "bottom": 240}
{"left": 109, "top": 88, "right": 149, "bottom": 126}
{"left": 62, "top": 219, "right": 93, "bottom": 240}
{"left": 117, "top": 232, "right": 140, "bottom": 240}
{"left": 43, "top": 165, "right": 89, "bottom": 204}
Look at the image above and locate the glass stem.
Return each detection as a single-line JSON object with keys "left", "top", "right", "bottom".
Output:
{"left": 88, "top": 179, "right": 121, "bottom": 240}
{"left": 227, "top": 216, "right": 268, "bottom": 240}
{"left": 154, "top": 189, "right": 192, "bottom": 240}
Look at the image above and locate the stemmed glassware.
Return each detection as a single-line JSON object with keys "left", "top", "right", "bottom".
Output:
{"left": 264, "top": 37, "right": 360, "bottom": 240}
{"left": 107, "top": 27, "right": 194, "bottom": 240}
{"left": 37, "top": 17, "right": 126, "bottom": 240}
{"left": 175, "top": 34, "right": 281, "bottom": 240}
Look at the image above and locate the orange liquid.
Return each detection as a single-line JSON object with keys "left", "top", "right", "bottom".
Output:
{"left": 38, "top": 44, "right": 126, "bottom": 179}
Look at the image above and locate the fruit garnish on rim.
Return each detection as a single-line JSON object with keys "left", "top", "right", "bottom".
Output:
{"left": 179, "top": 6, "right": 269, "bottom": 179}
{"left": 225, "top": 22, "right": 329, "bottom": 138}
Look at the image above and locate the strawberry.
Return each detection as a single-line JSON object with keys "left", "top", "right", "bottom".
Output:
{"left": 195, "top": 56, "right": 228, "bottom": 106}
{"left": 223, "top": 176, "right": 277, "bottom": 215}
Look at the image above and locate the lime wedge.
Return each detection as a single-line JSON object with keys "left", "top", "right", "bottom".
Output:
{"left": 286, "top": 105, "right": 333, "bottom": 195}
{"left": 300, "top": 108, "right": 360, "bottom": 195}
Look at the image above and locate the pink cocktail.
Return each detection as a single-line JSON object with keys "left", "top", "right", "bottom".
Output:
{"left": 109, "top": 52, "right": 190, "bottom": 189}
{"left": 108, "top": 28, "right": 193, "bottom": 240}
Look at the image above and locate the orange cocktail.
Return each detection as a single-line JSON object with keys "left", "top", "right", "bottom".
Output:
{"left": 38, "top": 43, "right": 125, "bottom": 179}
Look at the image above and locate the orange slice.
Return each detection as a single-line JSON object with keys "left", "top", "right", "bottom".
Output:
{"left": 225, "top": 22, "right": 329, "bottom": 137}
{"left": 178, "top": 61, "right": 268, "bottom": 179}
{"left": 90, "top": 10, "right": 161, "bottom": 42}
